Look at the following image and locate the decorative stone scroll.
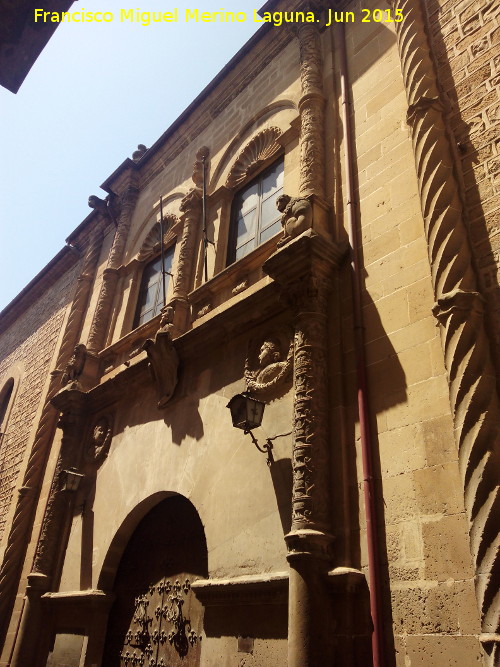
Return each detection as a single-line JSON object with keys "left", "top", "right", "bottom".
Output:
{"left": 225, "top": 127, "right": 282, "bottom": 189}
{"left": 389, "top": 0, "right": 500, "bottom": 655}
{"left": 245, "top": 330, "right": 293, "bottom": 395}
{"left": 192, "top": 146, "right": 209, "bottom": 189}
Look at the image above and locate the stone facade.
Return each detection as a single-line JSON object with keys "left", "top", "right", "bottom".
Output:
{"left": 0, "top": 1, "right": 498, "bottom": 666}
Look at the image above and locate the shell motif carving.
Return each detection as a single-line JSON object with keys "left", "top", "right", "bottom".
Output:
{"left": 137, "top": 216, "right": 178, "bottom": 262}
{"left": 226, "top": 127, "right": 282, "bottom": 189}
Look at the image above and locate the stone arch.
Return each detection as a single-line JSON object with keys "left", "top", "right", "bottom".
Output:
{"left": 100, "top": 493, "right": 207, "bottom": 666}
{"left": 125, "top": 191, "right": 185, "bottom": 264}
{"left": 209, "top": 99, "right": 297, "bottom": 192}
{"left": 136, "top": 215, "right": 178, "bottom": 262}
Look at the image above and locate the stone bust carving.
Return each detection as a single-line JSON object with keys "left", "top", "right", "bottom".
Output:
{"left": 245, "top": 333, "right": 293, "bottom": 394}
{"left": 85, "top": 416, "right": 112, "bottom": 463}
{"left": 276, "top": 194, "right": 312, "bottom": 248}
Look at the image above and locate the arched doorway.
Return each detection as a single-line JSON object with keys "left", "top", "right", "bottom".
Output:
{"left": 102, "top": 495, "right": 208, "bottom": 667}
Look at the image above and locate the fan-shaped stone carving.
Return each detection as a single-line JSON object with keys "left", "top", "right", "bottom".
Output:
{"left": 136, "top": 216, "right": 178, "bottom": 262}
{"left": 226, "top": 127, "right": 282, "bottom": 189}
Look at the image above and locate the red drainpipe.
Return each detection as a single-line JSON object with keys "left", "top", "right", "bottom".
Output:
{"left": 334, "top": 22, "right": 386, "bottom": 667}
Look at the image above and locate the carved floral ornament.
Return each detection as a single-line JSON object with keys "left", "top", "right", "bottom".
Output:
{"left": 245, "top": 329, "right": 293, "bottom": 394}
{"left": 226, "top": 126, "right": 283, "bottom": 190}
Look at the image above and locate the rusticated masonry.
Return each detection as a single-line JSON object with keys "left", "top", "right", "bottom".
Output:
{"left": 87, "top": 180, "right": 139, "bottom": 354}
{"left": 0, "top": 232, "right": 102, "bottom": 647}
{"left": 296, "top": 19, "right": 326, "bottom": 199}
{"left": 389, "top": 0, "right": 500, "bottom": 660}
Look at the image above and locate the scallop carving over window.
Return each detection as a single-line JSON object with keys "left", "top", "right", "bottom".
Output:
{"left": 226, "top": 127, "right": 282, "bottom": 190}
{"left": 136, "top": 215, "right": 178, "bottom": 262}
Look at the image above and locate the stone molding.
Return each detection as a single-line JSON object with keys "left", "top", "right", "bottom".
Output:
{"left": 0, "top": 232, "right": 103, "bottom": 646}
{"left": 191, "top": 572, "right": 289, "bottom": 606}
{"left": 389, "top": 0, "right": 500, "bottom": 653}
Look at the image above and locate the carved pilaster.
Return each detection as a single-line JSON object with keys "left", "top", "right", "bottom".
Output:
{"left": 33, "top": 387, "right": 88, "bottom": 577}
{"left": 296, "top": 21, "right": 325, "bottom": 199}
{"left": 389, "top": 0, "right": 500, "bottom": 656}
{"left": 87, "top": 182, "right": 139, "bottom": 354}
{"left": 264, "top": 230, "right": 344, "bottom": 667}
{"left": 264, "top": 230, "right": 344, "bottom": 554}
{"left": 0, "top": 232, "right": 102, "bottom": 646}
{"left": 173, "top": 188, "right": 203, "bottom": 303}
{"left": 169, "top": 178, "right": 203, "bottom": 334}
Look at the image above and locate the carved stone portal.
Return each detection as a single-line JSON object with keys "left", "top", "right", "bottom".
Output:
{"left": 245, "top": 330, "right": 293, "bottom": 395}
{"left": 143, "top": 330, "right": 179, "bottom": 409}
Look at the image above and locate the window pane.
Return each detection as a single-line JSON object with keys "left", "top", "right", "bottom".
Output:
{"left": 260, "top": 219, "right": 282, "bottom": 244}
{"left": 237, "top": 182, "right": 259, "bottom": 213}
{"left": 235, "top": 239, "right": 255, "bottom": 261}
{"left": 260, "top": 186, "right": 283, "bottom": 230}
{"left": 261, "top": 161, "right": 284, "bottom": 199}
{"left": 134, "top": 245, "right": 175, "bottom": 328}
{"left": 227, "top": 158, "right": 284, "bottom": 266}
{"left": 235, "top": 208, "right": 257, "bottom": 248}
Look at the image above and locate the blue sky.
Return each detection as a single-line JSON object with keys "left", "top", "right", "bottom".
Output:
{"left": 0, "top": 1, "right": 262, "bottom": 311}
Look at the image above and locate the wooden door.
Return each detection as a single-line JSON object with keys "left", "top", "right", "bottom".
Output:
{"left": 102, "top": 496, "right": 207, "bottom": 667}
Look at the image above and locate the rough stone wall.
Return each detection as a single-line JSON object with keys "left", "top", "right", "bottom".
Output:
{"left": 425, "top": 0, "right": 500, "bottom": 372}
{"left": 0, "top": 265, "right": 78, "bottom": 544}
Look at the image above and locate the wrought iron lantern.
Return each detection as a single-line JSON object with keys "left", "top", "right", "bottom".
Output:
{"left": 61, "top": 467, "right": 84, "bottom": 492}
{"left": 227, "top": 393, "right": 274, "bottom": 465}
{"left": 227, "top": 393, "right": 265, "bottom": 431}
